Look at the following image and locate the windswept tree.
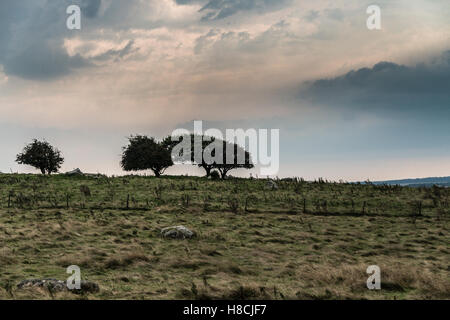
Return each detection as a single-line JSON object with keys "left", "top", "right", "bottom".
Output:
{"left": 121, "top": 135, "right": 173, "bottom": 177}
{"left": 164, "top": 134, "right": 254, "bottom": 179}
{"left": 16, "top": 139, "right": 64, "bottom": 175}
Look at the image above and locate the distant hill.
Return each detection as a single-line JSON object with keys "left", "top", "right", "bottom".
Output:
{"left": 372, "top": 176, "right": 450, "bottom": 187}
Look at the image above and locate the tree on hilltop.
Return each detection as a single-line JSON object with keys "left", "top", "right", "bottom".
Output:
{"left": 121, "top": 135, "right": 173, "bottom": 177}
{"left": 16, "top": 139, "right": 64, "bottom": 175}
{"left": 164, "top": 134, "right": 254, "bottom": 179}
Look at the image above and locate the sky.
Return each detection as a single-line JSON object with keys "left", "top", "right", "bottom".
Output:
{"left": 0, "top": 0, "right": 449, "bottom": 180}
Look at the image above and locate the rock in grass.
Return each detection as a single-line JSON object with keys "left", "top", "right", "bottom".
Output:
{"left": 161, "top": 225, "right": 195, "bottom": 239}
{"left": 265, "top": 180, "right": 278, "bottom": 190}
{"left": 65, "top": 168, "right": 83, "bottom": 176}
{"left": 17, "top": 279, "right": 66, "bottom": 292}
{"left": 17, "top": 279, "right": 99, "bottom": 294}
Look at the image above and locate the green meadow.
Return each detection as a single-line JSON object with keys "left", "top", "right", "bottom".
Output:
{"left": 0, "top": 174, "right": 448, "bottom": 299}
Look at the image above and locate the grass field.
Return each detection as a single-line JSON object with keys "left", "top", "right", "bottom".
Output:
{"left": 0, "top": 174, "right": 448, "bottom": 300}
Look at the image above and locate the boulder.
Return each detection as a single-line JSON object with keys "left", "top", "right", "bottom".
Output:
{"left": 17, "top": 279, "right": 66, "bottom": 292}
{"left": 66, "top": 168, "right": 83, "bottom": 176}
{"left": 17, "top": 279, "right": 99, "bottom": 294}
{"left": 266, "top": 180, "right": 278, "bottom": 190}
{"left": 161, "top": 225, "right": 195, "bottom": 239}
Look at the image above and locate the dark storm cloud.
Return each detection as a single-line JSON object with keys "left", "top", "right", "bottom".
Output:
{"left": 0, "top": 1, "right": 27, "bottom": 59}
{"left": 176, "top": 0, "right": 291, "bottom": 21}
{"left": 81, "top": 0, "right": 102, "bottom": 18}
{"left": 304, "top": 51, "right": 450, "bottom": 117}
{"left": 3, "top": 41, "right": 88, "bottom": 81}
{"left": 0, "top": 1, "right": 94, "bottom": 80}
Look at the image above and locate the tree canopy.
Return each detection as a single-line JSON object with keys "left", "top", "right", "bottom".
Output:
{"left": 164, "top": 134, "right": 216, "bottom": 177}
{"left": 213, "top": 139, "right": 254, "bottom": 179}
{"left": 16, "top": 139, "right": 64, "bottom": 175}
{"left": 121, "top": 135, "right": 173, "bottom": 177}
{"left": 165, "top": 134, "right": 254, "bottom": 179}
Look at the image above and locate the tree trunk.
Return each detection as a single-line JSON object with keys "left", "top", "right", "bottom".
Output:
{"left": 40, "top": 168, "right": 46, "bottom": 175}
{"left": 153, "top": 170, "right": 161, "bottom": 178}
{"left": 220, "top": 169, "right": 228, "bottom": 180}
{"left": 204, "top": 166, "right": 211, "bottom": 177}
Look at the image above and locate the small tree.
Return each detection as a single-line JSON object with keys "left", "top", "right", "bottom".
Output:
{"left": 121, "top": 135, "right": 173, "bottom": 177}
{"left": 16, "top": 139, "right": 64, "bottom": 175}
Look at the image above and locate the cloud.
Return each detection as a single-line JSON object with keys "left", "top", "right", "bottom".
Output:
{"left": 0, "top": 0, "right": 155, "bottom": 81}
{"left": 176, "top": 0, "right": 291, "bottom": 21}
{"left": 81, "top": 0, "right": 102, "bottom": 18}
{"left": 0, "top": 0, "right": 201, "bottom": 80}
{"left": 0, "top": 66, "right": 7, "bottom": 85}
{"left": 3, "top": 40, "right": 89, "bottom": 81}
{"left": 0, "top": 1, "right": 93, "bottom": 80}
{"left": 305, "top": 10, "right": 320, "bottom": 22}
{"left": 0, "top": 0, "right": 449, "bottom": 179}
{"left": 303, "top": 51, "right": 450, "bottom": 118}
{"left": 91, "top": 40, "right": 137, "bottom": 61}
{"left": 324, "top": 8, "right": 344, "bottom": 21}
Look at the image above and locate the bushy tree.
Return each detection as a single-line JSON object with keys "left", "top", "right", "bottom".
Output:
{"left": 16, "top": 139, "right": 64, "bottom": 175}
{"left": 121, "top": 135, "right": 173, "bottom": 177}
{"left": 164, "top": 134, "right": 254, "bottom": 179}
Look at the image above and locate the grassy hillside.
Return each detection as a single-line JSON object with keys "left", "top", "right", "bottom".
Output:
{"left": 0, "top": 174, "right": 448, "bottom": 299}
